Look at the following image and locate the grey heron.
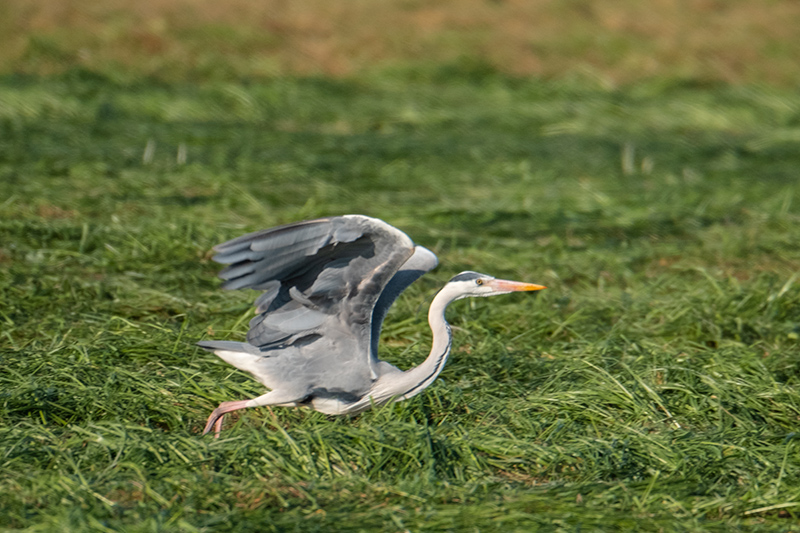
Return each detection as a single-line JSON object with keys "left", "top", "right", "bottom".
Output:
{"left": 198, "top": 215, "right": 545, "bottom": 436}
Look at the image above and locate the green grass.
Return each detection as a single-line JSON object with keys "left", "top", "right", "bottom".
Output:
{"left": 2, "top": 69, "right": 800, "bottom": 531}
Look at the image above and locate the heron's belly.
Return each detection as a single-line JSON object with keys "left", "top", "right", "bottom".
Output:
{"left": 310, "top": 396, "right": 355, "bottom": 415}
{"left": 309, "top": 390, "right": 402, "bottom": 415}
{"left": 309, "top": 395, "right": 384, "bottom": 415}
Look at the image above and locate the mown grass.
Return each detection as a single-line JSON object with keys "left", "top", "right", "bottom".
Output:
{"left": 2, "top": 69, "right": 800, "bottom": 531}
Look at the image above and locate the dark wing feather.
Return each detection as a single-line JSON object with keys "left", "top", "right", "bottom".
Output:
{"left": 369, "top": 246, "right": 438, "bottom": 363}
{"left": 210, "top": 215, "right": 418, "bottom": 376}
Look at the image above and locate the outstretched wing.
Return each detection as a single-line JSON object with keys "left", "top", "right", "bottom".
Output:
{"left": 369, "top": 246, "right": 438, "bottom": 364}
{"left": 210, "top": 215, "right": 421, "bottom": 379}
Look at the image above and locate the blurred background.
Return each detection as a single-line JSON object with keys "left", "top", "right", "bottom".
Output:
{"left": 3, "top": 0, "right": 800, "bottom": 86}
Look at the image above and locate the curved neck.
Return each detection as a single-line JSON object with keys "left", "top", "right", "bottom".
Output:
{"left": 385, "top": 284, "right": 461, "bottom": 401}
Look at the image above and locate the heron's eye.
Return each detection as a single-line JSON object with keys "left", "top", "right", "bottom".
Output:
{"left": 475, "top": 279, "right": 483, "bottom": 286}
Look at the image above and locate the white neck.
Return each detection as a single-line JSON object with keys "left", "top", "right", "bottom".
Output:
{"left": 366, "top": 283, "right": 462, "bottom": 405}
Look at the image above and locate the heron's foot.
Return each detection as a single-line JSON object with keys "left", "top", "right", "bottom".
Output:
{"left": 203, "top": 400, "right": 251, "bottom": 438}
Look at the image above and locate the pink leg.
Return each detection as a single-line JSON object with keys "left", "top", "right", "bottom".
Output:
{"left": 202, "top": 390, "right": 303, "bottom": 438}
{"left": 203, "top": 400, "right": 251, "bottom": 438}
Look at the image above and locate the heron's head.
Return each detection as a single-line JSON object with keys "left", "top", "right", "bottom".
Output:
{"left": 447, "top": 271, "right": 546, "bottom": 300}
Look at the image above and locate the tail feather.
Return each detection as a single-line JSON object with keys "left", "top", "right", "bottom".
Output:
{"left": 196, "top": 340, "right": 261, "bottom": 355}
{"left": 197, "top": 340, "right": 273, "bottom": 385}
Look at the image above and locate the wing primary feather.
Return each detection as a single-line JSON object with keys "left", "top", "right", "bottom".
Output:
{"left": 253, "top": 281, "right": 281, "bottom": 312}
{"left": 212, "top": 218, "right": 333, "bottom": 253}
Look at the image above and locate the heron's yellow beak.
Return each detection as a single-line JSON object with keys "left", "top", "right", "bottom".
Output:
{"left": 489, "top": 279, "right": 547, "bottom": 292}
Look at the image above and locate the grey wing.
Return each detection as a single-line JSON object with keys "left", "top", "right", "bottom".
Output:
{"left": 369, "top": 246, "right": 438, "bottom": 367}
{"left": 210, "top": 215, "right": 416, "bottom": 382}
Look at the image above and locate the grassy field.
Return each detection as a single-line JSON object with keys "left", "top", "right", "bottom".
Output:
{"left": 2, "top": 68, "right": 800, "bottom": 530}
{"left": 2, "top": 2, "right": 800, "bottom": 530}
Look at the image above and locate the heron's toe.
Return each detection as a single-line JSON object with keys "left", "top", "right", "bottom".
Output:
{"left": 203, "top": 409, "right": 224, "bottom": 436}
{"left": 202, "top": 400, "right": 251, "bottom": 436}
